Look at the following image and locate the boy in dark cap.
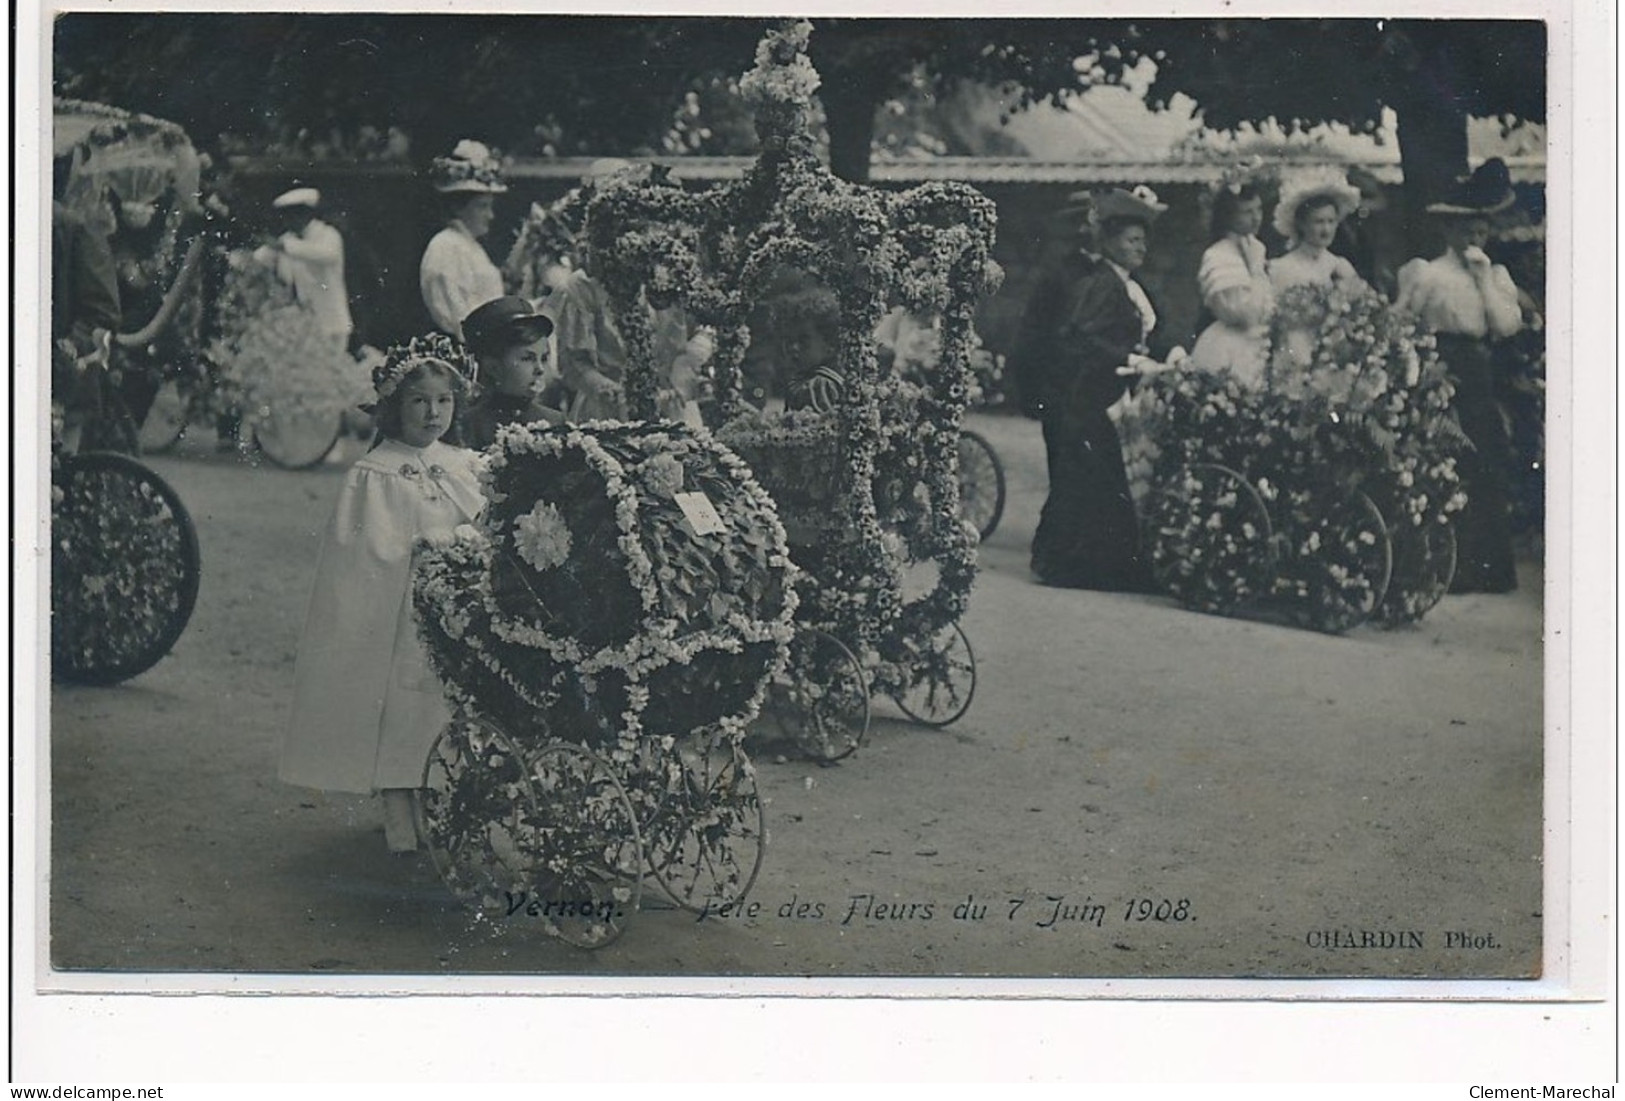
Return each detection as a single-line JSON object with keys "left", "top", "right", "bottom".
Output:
{"left": 457, "top": 295, "right": 564, "bottom": 449}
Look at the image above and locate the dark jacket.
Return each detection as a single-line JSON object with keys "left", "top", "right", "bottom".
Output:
{"left": 52, "top": 201, "right": 122, "bottom": 351}
{"left": 457, "top": 390, "right": 564, "bottom": 451}
{"left": 1011, "top": 250, "right": 1163, "bottom": 419}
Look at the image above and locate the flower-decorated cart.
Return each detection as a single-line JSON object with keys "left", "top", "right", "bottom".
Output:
{"left": 412, "top": 420, "right": 797, "bottom": 947}
{"left": 1129, "top": 284, "right": 1468, "bottom": 633}
{"left": 55, "top": 98, "right": 368, "bottom": 468}
{"left": 582, "top": 21, "right": 1001, "bottom": 761}
{"left": 51, "top": 103, "right": 205, "bottom": 683}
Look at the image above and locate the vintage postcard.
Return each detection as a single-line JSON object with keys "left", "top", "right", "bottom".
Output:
{"left": 15, "top": 0, "right": 1613, "bottom": 1083}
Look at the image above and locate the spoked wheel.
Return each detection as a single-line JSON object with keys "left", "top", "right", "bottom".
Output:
{"left": 642, "top": 736, "right": 766, "bottom": 915}
{"left": 957, "top": 430, "right": 1007, "bottom": 542}
{"left": 765, "top": 628, "right": 871, "bottom": 763}
{"left": 50, "top": 451, "right": 201, "bottom": 685}
{"left": 1376, "top": 517, "right": 1458, "bottom": 627}
{"left": 891, "top": 620, "right": 977, "bottom": 728}
{"left": 516, "top": 742, "right": 644, "bottom": 949}
{"left": 1142, "top": 463, "right": 1275, "bottom": 616}
{"left": 137, "top": 380, "right": 189, "bottom": 454}
{"left": 253, "top": 403, "right": 342, "bottom": 470}
{"left": 1283, "top": 489, "right": 1394, "bottom": 635}
{"left": 419, "top": 714, "right": 538, "bottom": 916}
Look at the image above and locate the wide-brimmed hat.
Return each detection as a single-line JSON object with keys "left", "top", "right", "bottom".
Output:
{"left": 429, "top": 139, "right": 508, "bottom": 194}
{"left": 1069, "top": 185, "right": 1167, "bottom": 228}
{"left": 1272, "top": 165, "right": 1362, "bottom": 241}
{"left": 461, "top": 295, "right": 554, "bottom": 354}
{"left": 1426, "top": 158, "right": 1516, "bottom": 217}
{"left": 271, "top": 186, "right": 320, "bottom": 209}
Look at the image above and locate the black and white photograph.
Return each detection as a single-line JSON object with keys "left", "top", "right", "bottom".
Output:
{"left": 17, "top": 0, "right": 1613, "bottom": 1084}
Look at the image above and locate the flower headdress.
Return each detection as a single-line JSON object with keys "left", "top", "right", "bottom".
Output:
{"left": 429, "top": 139, "right": 508, "bottom": 194}
{"left": 368, "top": 333, "right": 476, "bottom": 407}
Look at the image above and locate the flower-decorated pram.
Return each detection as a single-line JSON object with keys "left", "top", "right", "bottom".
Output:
{"left": 1123, "top": 283, "right": 1468, "bottom": 632}
{"left": 582, "top": 21, "right": 1001, "bottom": 760}
{"left": 411, "top": 420, "right": 798, "bottom": 947}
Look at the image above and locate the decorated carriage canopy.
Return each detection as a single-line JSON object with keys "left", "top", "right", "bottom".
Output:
{"left": 571, "top": 20, "right": 1000, "bottom": 674}
{"left": 54, "top": 98, "right": 203, "bottom": 241}
{"left": 412, "top": 420, "right": 799, "bottom": 756}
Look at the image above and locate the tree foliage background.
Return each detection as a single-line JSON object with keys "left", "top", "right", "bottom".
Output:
{"left": 55, "top": 14, "right": 1545, "bottom": 234}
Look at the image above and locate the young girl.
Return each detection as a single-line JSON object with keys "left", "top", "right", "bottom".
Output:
{"left": 280, "top": 334, "right": 486, "bottom": 852}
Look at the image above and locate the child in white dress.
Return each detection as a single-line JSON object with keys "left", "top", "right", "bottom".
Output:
{"left": 280, "top": 334, "right": 486, "bottom": 852}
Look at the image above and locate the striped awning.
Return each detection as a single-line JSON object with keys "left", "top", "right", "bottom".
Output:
{"left": 230, "top": 153, "right": 1547, "bottom": 187}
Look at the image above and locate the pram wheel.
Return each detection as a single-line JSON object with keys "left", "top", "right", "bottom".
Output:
{"left": 419, "top": 714, "right": 537, "bottom": 916}
{"left": 770, "top": 628, "right": 871, "bottom": 763}
{"left": 891, "top": 620, "right": 977, "bottom": 728}
{"left": 1144, "top": 463, "right": 1275, "bottom": 616}
{"left": 644, "top": 736, "right": 767, "bottom": 914}
{"left": 957, "top": 430, "right": 1007, "bottom": 542}
{"left": 1287, "top": 489, "right": 1393, "bottom": 635}
{"left": 1376, "top": 515, "right": 1457, "bottom": 627}
{"left": 518, "top": 742, "right": 644, "bottom": 949}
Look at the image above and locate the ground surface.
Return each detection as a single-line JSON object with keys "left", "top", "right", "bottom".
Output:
{"left": 41, "top": 411, "right": 1545, "bottom": 983}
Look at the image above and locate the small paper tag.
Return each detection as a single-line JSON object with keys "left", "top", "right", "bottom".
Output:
{"left": 675, "top": 490, "right": 727, "bottom": 536}
{"left": 680, "top": 400, "right": 705, "bottom": 430}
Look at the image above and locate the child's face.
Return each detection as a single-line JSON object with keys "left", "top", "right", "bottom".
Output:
{"left": 484, "top": 342, "right": 547, "bottom": 397}
{"left": 395, "top": 372, "right": 457, "bottom": 447}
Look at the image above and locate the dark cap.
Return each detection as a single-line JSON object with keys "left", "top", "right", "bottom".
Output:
{"left": 461, "top": 296, "right": 554, "bottom": 353}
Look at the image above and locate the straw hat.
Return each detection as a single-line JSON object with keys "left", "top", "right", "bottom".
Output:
{"left": 1068, "top": 184, "right": 1168, "bottom": 228}
{"left": 1272, "top": 166, "right": 1362, "bottom": 242}
{"left": 429, "top": 139, "right": 508, "bottom": 194}
{"left": 272, "top": 187, "right": 320, "bottom": 209}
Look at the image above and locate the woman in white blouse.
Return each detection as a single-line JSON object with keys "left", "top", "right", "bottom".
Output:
{"left": 418, "top": 140, "right": 508, "bottom": 341}
{"left": 1187, "top": 183, "right": 1274, "bottom": 387}
{"left": 1394, "top": 159, "right": 1526, "bottom": 593}
{"left": 1268, "top": 167, "right": 1367, "bottom": 296}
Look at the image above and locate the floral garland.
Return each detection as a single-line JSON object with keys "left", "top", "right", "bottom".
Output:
{"left": 1128, "top": 283, "right": 1467, "bottom": 629}
{"left": 581, "top": 19, "right": 1000, "bottom": 699}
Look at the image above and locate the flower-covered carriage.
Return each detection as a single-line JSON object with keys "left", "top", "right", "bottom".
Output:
{"left": 55, "top": 98, "right": 369, "bottom": 468}
{"left": 584, "top": 21, "right": 1001, "bottom": 762}
{"left": 51, "top": 102, "right": 205, "bottom": 684}
{"left": 412, "top": 421, "right": 798, "bottom": 947}
{"left": 1128, "top": 284, "right": 1468, "bottom": 633}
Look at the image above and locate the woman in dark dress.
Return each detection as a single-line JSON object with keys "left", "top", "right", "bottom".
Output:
{"left": 1394, "top": 159, "right": 1527, "bottom": 593}
{"left": 1014, "top": 186, "right": 1168, "bottom": 591}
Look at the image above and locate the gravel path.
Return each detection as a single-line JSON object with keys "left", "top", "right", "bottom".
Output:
{"left": 42, "top": 412, "right": 1544, "bottom": 982}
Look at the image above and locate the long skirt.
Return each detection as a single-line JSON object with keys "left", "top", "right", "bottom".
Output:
{"left": 1031, "top": 404, "right": 1152, "bottom": 592}
{"left": 1435, "top": 333, "right": 1517, "bottom": 593}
